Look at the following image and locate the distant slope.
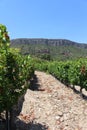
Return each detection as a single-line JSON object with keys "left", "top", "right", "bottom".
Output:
{"left": 11, "top": 38, "right": 87, "bottom": 61}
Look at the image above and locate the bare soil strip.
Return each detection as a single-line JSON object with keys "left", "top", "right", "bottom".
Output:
{"left": 7, "top": 71, "right": 87, "bottom": 130}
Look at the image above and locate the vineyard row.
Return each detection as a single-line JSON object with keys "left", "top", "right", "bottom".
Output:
{"left": 34, "top": 58, "right": 87, "bottom": 93}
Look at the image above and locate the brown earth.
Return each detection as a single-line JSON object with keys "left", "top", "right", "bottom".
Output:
{"left": 1, "top": 71, "right": 87, "bottom": 130}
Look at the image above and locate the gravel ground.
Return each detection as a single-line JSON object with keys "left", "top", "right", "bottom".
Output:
{"left": 10, "top": 71, "right": 87, "bottom": 130}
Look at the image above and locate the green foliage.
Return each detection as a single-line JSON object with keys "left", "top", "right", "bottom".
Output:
{"left": 33, "top": 57, "right": 49, "bottom": 72}
{"left": 0, "top": 24, "right": 34, "bottom": 112}
{"left": 11, "top": 38, "right": 87, "bottom": 61}
{"left": 34, "top": 57, "right": 87, "bottom": 91}
{"left": 39, "top": 53, "right": 51, "bottom": 61}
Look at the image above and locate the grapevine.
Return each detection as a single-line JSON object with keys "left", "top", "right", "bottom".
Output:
{"left": 0, "top": 24, "right": 34, "bottom": 130}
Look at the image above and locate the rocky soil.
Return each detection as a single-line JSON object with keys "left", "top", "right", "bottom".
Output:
{"left": 1, "top": 71, "right": 87, "bottom": 130}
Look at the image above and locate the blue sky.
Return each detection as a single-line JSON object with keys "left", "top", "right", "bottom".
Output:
{"left": 0, "top": 0, "right": 87, "bottom": 43}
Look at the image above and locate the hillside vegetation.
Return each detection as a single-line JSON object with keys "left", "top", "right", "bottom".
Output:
{"left": 11, "top": 38, "right": 87, "bottom": 61}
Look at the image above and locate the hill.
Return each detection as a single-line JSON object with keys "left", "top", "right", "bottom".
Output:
{"left": 11, "top": 38, "right": 87, "bottom": 61}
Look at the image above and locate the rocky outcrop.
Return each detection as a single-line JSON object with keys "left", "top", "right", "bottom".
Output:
{"left": 11, "top": 38, "right": 84, "bottom": 46}
{"left": 10, "top": 38, "right": 87, "bottom": 60}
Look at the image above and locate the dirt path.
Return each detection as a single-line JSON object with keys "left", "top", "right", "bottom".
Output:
{"left": 13, "top": 71, "right": 87, "bottom": 130}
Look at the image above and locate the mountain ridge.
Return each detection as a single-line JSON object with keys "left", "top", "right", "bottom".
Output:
{"left": 10, "top": 38, "right": 87, "bottom": 60}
